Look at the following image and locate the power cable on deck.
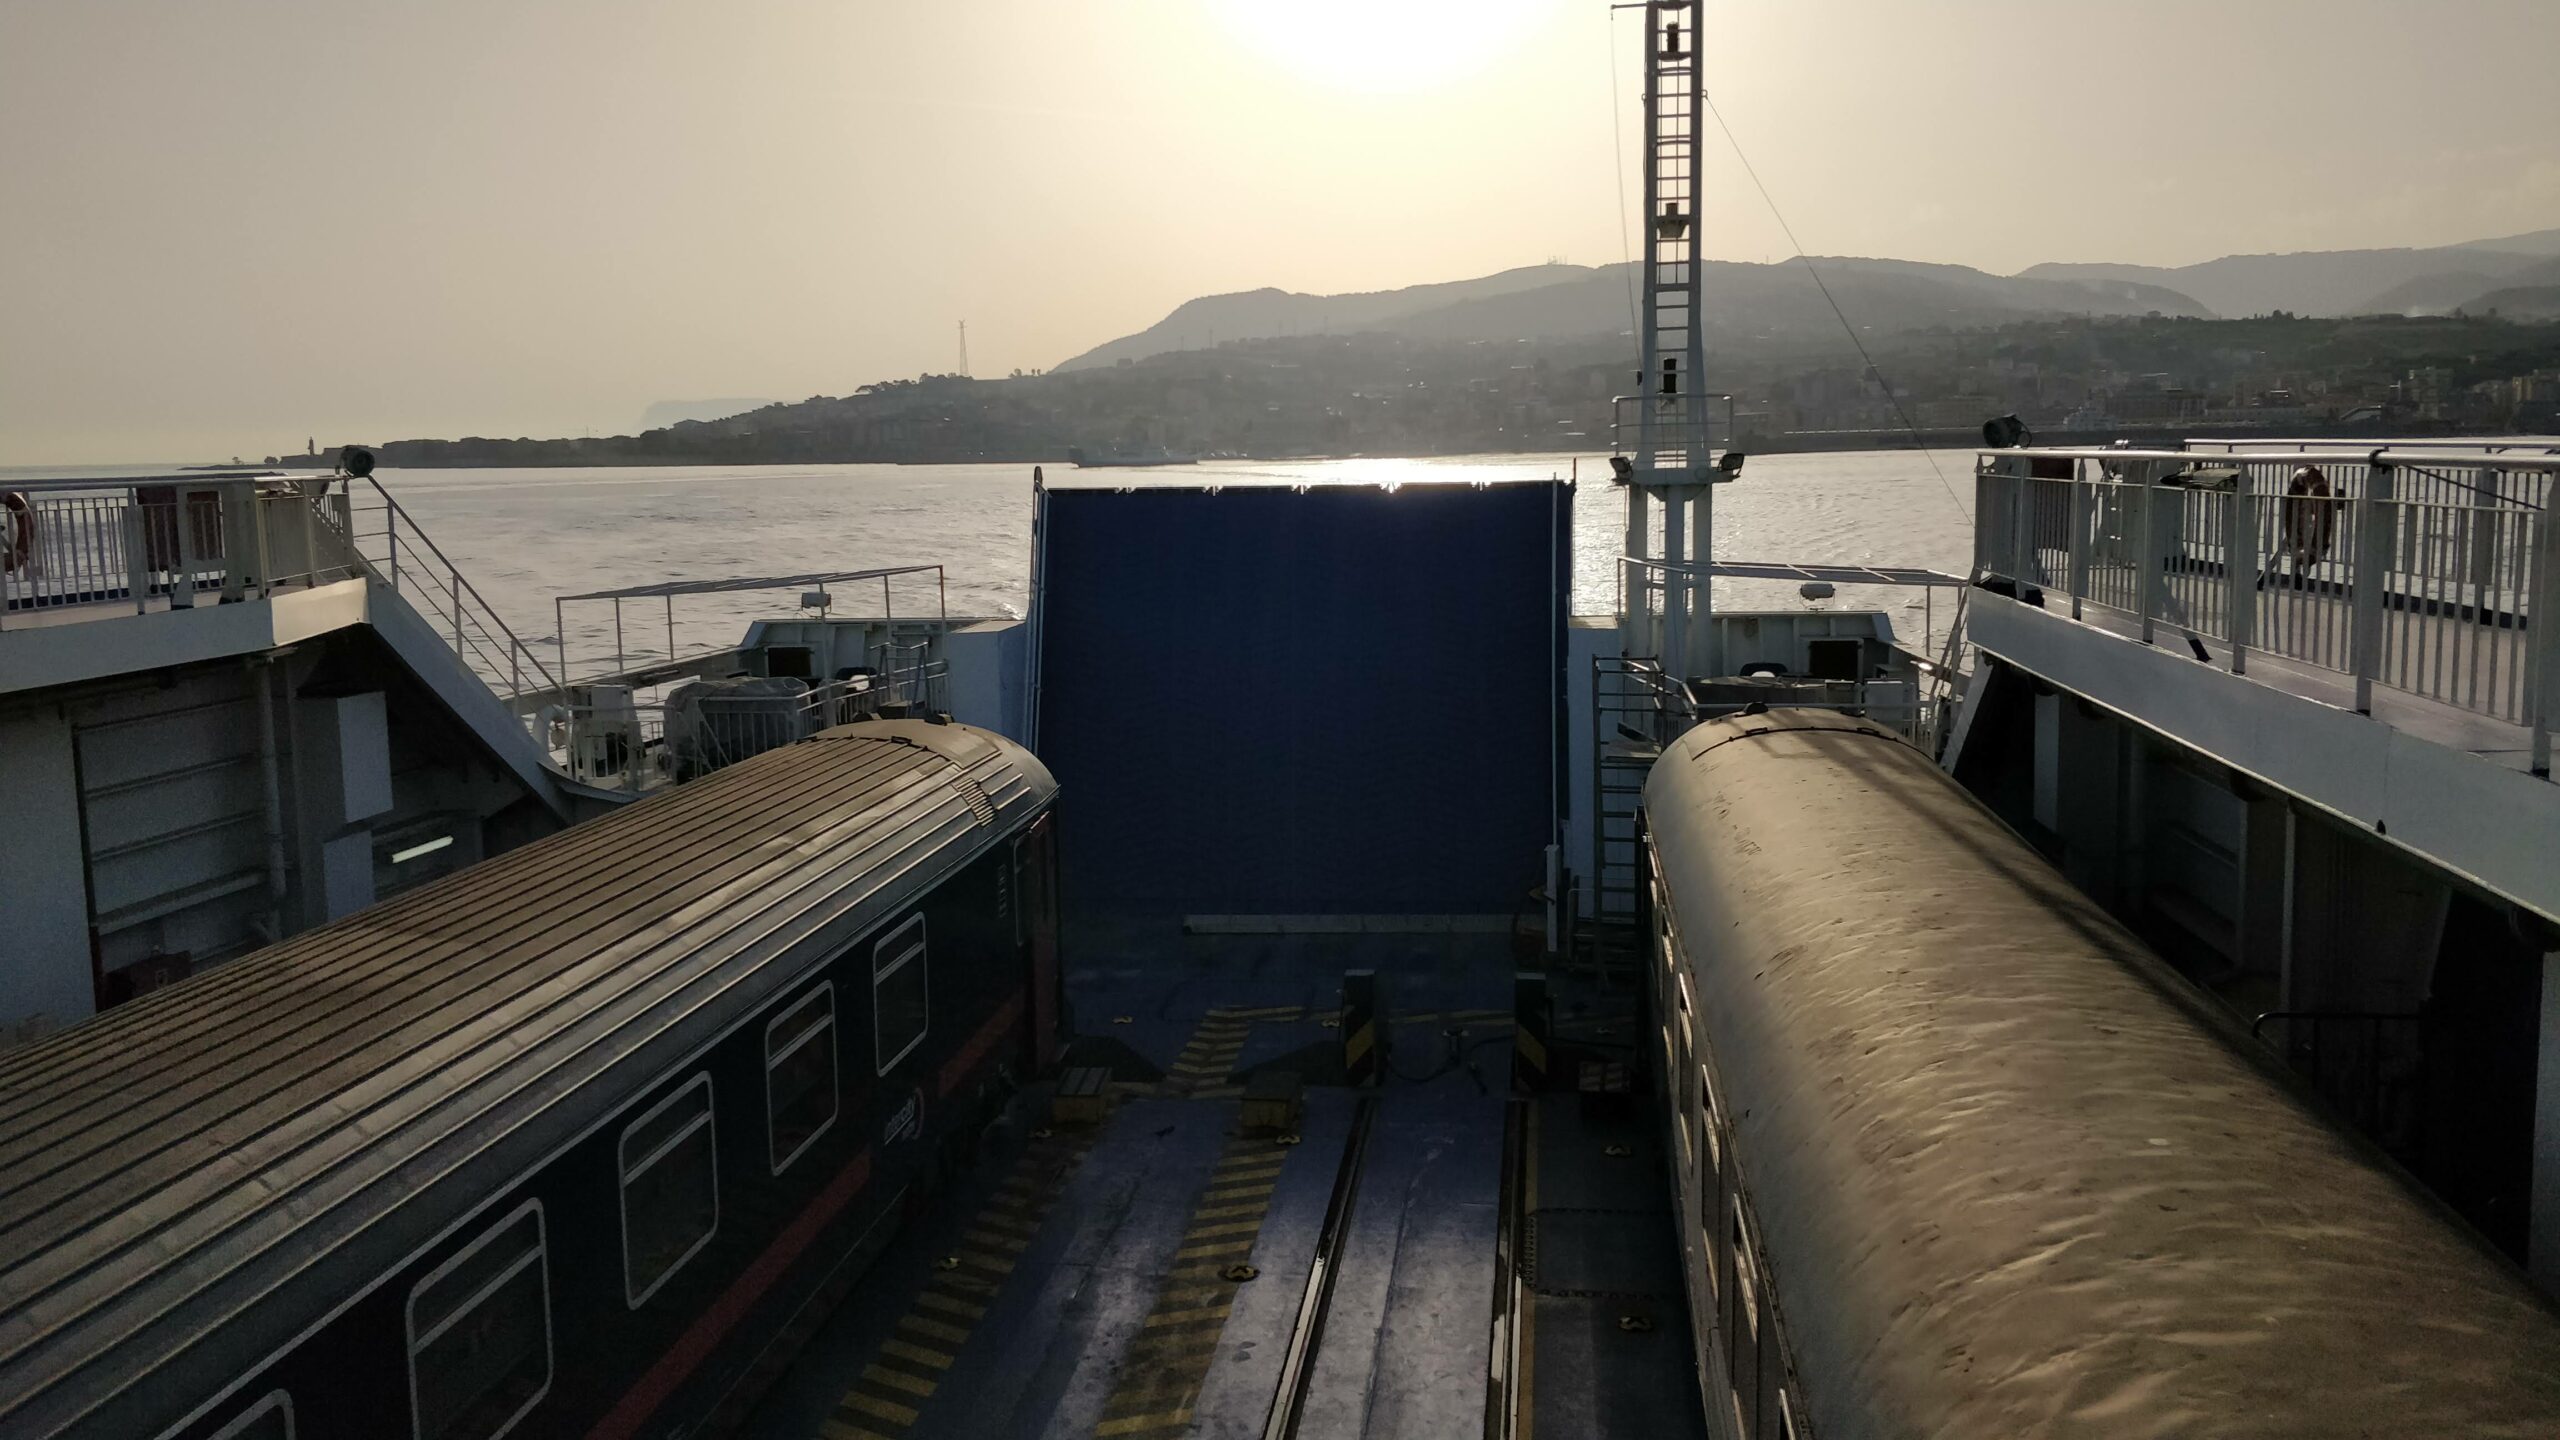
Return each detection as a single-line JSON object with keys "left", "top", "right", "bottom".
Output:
{"left": 1700, "top": 93, "right": 1973, "bottom": 524}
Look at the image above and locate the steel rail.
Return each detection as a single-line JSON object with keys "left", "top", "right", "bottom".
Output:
{"left": 1261, "top": 1096, "right": 1380, "bottom": 1440}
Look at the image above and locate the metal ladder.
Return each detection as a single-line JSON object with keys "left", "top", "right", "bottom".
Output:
{"left": 1637, "top": 2, "right": 1704, "bottom": 478}
{"left": 1586, "top": 656, "right": 1693, "bottom": 975}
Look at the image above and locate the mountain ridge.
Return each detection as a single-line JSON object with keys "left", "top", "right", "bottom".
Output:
{"left": 1058, "top": 256, "right": 2214, "bottom": 372}
{"left": 1063, "top": 227, "right": 2560, "bottom": 372}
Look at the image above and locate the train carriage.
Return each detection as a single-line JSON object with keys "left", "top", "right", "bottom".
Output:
{"left": 1642, "top": 710, "right": 2560, "bottom": 1440}
{"left": 0, "top": 719, "right": 1058, "bottom": 1440}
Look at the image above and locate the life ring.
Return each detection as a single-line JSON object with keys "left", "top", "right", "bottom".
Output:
{"left": 2280, "top": 465, "right": 2338, "bottom": 567}
{"left": 1, "top": 492, "right": 32, "bottom": 576}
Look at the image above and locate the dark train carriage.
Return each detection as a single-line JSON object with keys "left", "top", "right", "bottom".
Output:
{"left": 1641, "top": 711, "right": 2560, "bottom": 1440}
{"left": 0, "top": 719, "right": 1059, "bottom": 1440}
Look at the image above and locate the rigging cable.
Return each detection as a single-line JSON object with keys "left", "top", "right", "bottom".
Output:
{"left": 1606, "top": 9, "right": 1641, "bottom": 339}
{"left": 1700, "top": 92, "right": 1972, "bottom": 523}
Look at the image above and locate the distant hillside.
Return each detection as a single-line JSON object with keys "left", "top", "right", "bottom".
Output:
{"left": 1057, "top": 258, "right": 2208, "bottom": 371}
{"left": 2468, "top": 286, "right": 2560, "bottom": 322}
{"left": 2452, "top": 227, "right": 2560, "bottom": 257}
{"left": 639, "top": 398, "right": 776, "bottom": 429}
{"left": 2351, "top": 257, "right": 2560, "bottom": 317}
{"left": 1057, "top": 264, "right": 1597, "bottom": 370}
{"left": 2025, "top": 233, "right": 2560, "bottom": 319}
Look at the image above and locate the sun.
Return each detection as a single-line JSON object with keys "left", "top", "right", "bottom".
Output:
{"left": 1209, "top": 0, "right": 1551, "bottom": 95}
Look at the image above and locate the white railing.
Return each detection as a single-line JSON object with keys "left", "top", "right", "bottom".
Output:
{"left": 558, "top": 657, "right": 950, "bottom": 793}
{"left": 1974, "top": 447, "right": 2559, "bottom": 775}
{"left": 339, "top": 478, "right": 564, "bottom": 712}
{"left": 0, "top": 473, "right": 366, "bottom": 626}
{"left": 1, "top": 471, "right": 567, "bottom": 749}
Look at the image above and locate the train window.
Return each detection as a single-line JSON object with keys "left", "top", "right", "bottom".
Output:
{"left": 208, "top": 1391, "right": 293, "bottom": 1440}
{"left": 1731, "top": 1203, "right": 1760, "bottom": 1341}
{"left": 1698, "top": 1065, "right": 1721, "bottom": 1171}
{"left": 406, "top": 1200, "right": 550, "bottom": 1440}
{"left": 619, "top": 1074, "right": 718, "bottom": 1308}
{"left": 873, "top": 915, "right": 929, "bottom": 1075}
{"left": 767, "top": 984, "right": 838, "bottom": 1175}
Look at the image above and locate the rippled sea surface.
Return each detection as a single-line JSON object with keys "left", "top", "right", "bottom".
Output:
{"left": 358, "top": 450, "right": 1980, "bottom": 669}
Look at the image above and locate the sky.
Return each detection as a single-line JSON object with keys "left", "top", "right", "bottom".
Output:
{"left": 4, "top": 0, "right": 2557, "bottom": 464}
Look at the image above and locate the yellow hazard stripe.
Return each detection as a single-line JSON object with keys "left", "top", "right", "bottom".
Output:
{"left": 1516, "top": 1025, "right": 1547, "bottom": 1073}
{"left": 840, "top": 1391, "right": 918, "bottom": 1426}
{"left": 861, "top": 1364, "right": 936, "bottom": 1399}
{"left": 1095, "top": 1408, "right": 1195, "bottom": 1436}
{"left": 881, "top": 1337, "right": 954, "bottom": 1369}
{"left": 1345, "top": 1022, "right": 1375, "bottom": 1068}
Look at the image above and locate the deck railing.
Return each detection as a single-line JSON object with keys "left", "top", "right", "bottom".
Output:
{"left": 558, "top": 656, "right": 950, "bottom": 793}
{"left": 1, "top": 471, "right": 566, "bottom": 731}
{"left": 0, "top": 473, "right": 365, "bottom": 625}
{"left": 340, "top": 478, "right": 565, "bottom": 712}
{"left": 1974, "top": 447, "right": 2560, "bottom": 774}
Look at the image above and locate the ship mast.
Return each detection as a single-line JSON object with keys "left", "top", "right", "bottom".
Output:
{"left": 1619, "top": 0, "right": 1722, "bottom": 676}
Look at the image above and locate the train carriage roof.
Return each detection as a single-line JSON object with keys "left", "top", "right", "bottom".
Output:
{"left": 1645, "top": 711, "right": 2560, "bottom": 1439}
{"left": 0, "top": 720, "right": 1054, "bottom": 1440}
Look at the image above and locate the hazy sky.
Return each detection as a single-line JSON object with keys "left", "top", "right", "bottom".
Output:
{"left": 5, "top": 0, "right": 2556, "bottom": 463}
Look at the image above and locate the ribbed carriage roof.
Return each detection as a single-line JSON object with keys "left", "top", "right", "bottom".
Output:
{"left": 0, "top": 720, "right": 1054, "bottom": 1439}
{"left": 1645, "top": 713, "right": 2560, "bottom": 1438}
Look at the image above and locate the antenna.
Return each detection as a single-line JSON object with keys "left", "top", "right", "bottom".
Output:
{"left": 957, "top": 320, "right": 971, "bottom": 379}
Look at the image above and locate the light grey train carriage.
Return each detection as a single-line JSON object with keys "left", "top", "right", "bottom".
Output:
{"left": 1642, "top": 710, "right": 2560, "bottom": 1439}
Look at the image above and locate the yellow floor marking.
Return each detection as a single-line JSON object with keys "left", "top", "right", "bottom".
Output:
{"left": 841, "top": 1392, "right": 920, "bottom": 1426}
{"left": 1142, "top": 1301, "right": 1237, "bottom": 1328}
{"left": 1201, "top": 1176, "right": 1278, "bottom": 1198}
{"left": 1181, "top": 1218, "right": 1267, "bottom": 1240}
{"left": 819, "top": 1420, "right": 899, "bottom": 1440}
{"left": 1171, "top": 1237, "right": 1254, "bottom": 1261}
{"left": 955, "top": 1250, "right": 1015, "bottom": 1276}
{"left": 1106, "top": 1372, "right": 1212, "bottom": 1407}
{"left": 1095, "top": 1409, "right": 1194, "bottom": 1437}
{"left": 862, "top": 1364, "right": 937, "bottom": 1399}
{"left": 1192, "top": 1199, "right": 1272, "bottom": 1220}
{"left": 962, "top": 1227, "right": 1031, "bottom": 1252}
{"left": 1212, "top": 1153, "right": 1287, "bottom": 1175}
{"left": 916, "top": 1281, "right": 983, "bottom": 1322}
{"left": 880, "top": 1338, "right": 954, "bottom": 1369}
{"left": 898, "top": 1313, "right": 972, "bottom": 1345}
{"left": 1145, "top": 1283, "right": 1233, "bottom": 1308}
{"left": 1129, "top": 1317, "right": 1229, "bottom": 1344}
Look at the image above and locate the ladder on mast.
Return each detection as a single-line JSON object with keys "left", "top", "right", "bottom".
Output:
{"left": 1591, "top": 1, "right": 1719, "bottom": 961}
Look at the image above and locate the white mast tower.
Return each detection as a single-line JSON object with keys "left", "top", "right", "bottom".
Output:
{"left": 1617, "top": 0, "right": 1732, "bottom": 677}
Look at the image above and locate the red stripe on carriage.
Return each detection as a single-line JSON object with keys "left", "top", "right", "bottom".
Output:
{"left": 585, "top": 1146, "right": 874, "bottom": 1440}
{"left": 939, "top": 990, "right": 1025, "bottom": 1098}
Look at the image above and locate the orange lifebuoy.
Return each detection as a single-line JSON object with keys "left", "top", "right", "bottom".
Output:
{"left": 1, "top": 492, "right": 32, "bottom": 576}
{"left": 2280, "top": 465, "right": 2338, "bottom": 567}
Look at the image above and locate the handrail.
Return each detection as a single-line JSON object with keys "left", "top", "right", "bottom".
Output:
{"left": 0, "top": 470, "right": 289, "bottom": 493}
{"left": 1973, "top": 445, "right": 2556, "bottom": 771}
{"left": 349, "top": 476, "right": 564, "bottom": 706}
{"left": 1987, "top": 445, "right": 2560, "bottom": 474}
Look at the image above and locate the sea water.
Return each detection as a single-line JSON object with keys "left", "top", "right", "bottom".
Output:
{"left": 362, "top": 450, "right": 1981, "bottom": 670}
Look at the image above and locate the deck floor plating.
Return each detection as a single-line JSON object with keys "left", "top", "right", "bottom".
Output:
{"left": 742, "top": 924, "right": 1700, "bottom": 1440}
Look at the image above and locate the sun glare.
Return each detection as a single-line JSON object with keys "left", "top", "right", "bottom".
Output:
{"left": 1209, "top": 0, "right": 1550, "bottom": 95}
